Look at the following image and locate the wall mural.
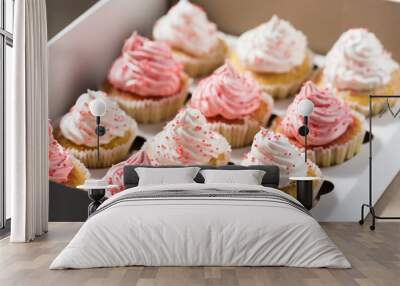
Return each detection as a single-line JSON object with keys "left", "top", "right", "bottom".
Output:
{"left": 48, "top": 0, "right": 400, "bottom": 219}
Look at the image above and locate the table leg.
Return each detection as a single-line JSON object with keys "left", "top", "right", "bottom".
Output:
{"left": 296, "top": 180, "right": 313, "bottom": 210}
{"left": 88, "top": 189, "right": 106, "bottom": 217}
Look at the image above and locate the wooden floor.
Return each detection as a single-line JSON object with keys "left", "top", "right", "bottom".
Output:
{"left": 0, "top": 222, "right": 399, "bottom": 286}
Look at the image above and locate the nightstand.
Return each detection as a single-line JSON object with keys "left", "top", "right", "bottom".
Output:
{"left": 289, "top": 177, "right": 322, "bottom": 210}
{"left": 77, "top": 180, "right": 118, "bottom": 217}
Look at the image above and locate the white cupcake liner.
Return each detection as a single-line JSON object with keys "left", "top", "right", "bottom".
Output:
{"left": 110, "top": 75, "right": 190, "bottom": 124}
{"left": 336, "top": 92, "right": 398, "bottom": 117}
{"left": 230, "top": 50, "right": 314, "bottom": 99}
{"left": 208, "top": 118, "right": 261, "bottom": 148}
{"left": 68, "top": 156, "right": 91, "bottom": 187}
{"left": 314, "top": 68, "right": 400, "bottom": 117}
{"left": 173, "top": 38, "right": 227, "bottom": 78}
{"left": 260, "top": 59, "right": 314, "bottom": 99}
{"left": 301, "top": 111, "right": 366, "bottom": 168}
{"left": 65, "top": 128, "right": 136, "bottom": 169}
{"left": 207, "top": 95, "right": 273, "bottom": 148}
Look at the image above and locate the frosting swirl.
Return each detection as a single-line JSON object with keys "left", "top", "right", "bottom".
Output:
{"left": 281, "top": 81, "right": 353, "bottom": 146}
{"left": 60, "top": 90, "right": 137, "bottom": 147}
{"left": 190, "top": 64, "right": 262, "bottom": 120}
{"left": 108, "top": 33, "right": 183, "bottom": 96}
{"left": 242, "top": 129, "right": 306, "bottom": 188}
{"left": 236, "top": 15, "right": 307, "bottom": 73}
{"left": 324, "top": 28, "right": 399, "bottom": 90}
{"left": 48, "top": 122, "right": 74, "bottom": 183}
{"left": 153, "top": 0, "right": 219, "bottom": 56}
{"left": 104, "top": 149, "right": 152, "bottom": 195}
{"left": 147, "top": 108, "right": 231, "bottom": 165}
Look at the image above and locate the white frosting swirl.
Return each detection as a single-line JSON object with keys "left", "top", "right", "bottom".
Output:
{"left": 147, "top": 108, "right": 231, "bottom": 165}
{"left": 153, "top": 0, "right": 219, "bottom": 56}
{"left": 60, "top": 90, "right": 137, "bottom": 147}
{"left": 242, "top": 129, "right": 306, "bottom": 188}
{"left": 324, "top": 28, "right": 399, "bottom": 90}
{"left": 236, "top": 15, "right": 307, "bottom": 73}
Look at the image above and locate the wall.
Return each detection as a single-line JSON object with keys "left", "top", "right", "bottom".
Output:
{"left": 172, "top": 0, "right": 400, "bottom": 60}
{"left": 46, "top": 0, "right": 100, "bottom": 39}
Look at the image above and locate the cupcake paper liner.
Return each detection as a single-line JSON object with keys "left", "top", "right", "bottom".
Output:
{"left": 109, "top": 74, "right": 190, "bottom": 124}
{"left": 67, "top": 156, "right": 91, "bottom": 187}
{"left": 229, "top": 50, "right": 314, "bottom": 99}
{"left": 259, "top": 65, "right": 314, "bottom": 99}
{"left": 51, "top": 155, "right": 90, "bottom": 188}
{"left": 173, "top": 38, "right": 227, "bottom": 78}
{"left": 207, "top": 96, "right": 273, "bottom": 148}
{"left": 336, "top": 91, "right": 398, "bottom": 117}
{"left": 271, "top": 111, "right": 365, "bottom": 168}
{"left": 64, "top": 128, "right": 136, "bottom": 169}
{"left": 314, "top": 69, "right": 400, "bottom": 117}
{"left": 208, "top": 118, "right": 262, "bottom": 148}
{"left": 302, "top": 112, "right": 365, "bottom": 168}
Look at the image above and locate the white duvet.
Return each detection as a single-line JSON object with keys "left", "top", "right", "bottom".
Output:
{"left": 50, "top": 183, "right": 350, "bottom": 269}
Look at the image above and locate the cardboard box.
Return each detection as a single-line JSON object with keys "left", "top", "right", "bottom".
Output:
{"left": 48, "top": 0, "right": 400, "bottom": 221}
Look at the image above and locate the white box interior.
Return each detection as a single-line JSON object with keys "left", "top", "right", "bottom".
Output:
{"left": 47, "top": 0, "right": 400, "bottom": 222}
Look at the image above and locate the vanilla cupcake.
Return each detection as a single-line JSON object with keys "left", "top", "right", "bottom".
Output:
{"left": 189, "top": 63, "right": 273, "bottom": 148}
{"left": 153, "top": 0, "right": 227, "bottom": 78}
{"left": 49, "top": 122, "right": 90, "bottom": 188}
{"left": 57, "top": 90, "right": 138, "bottom": 169}
{"left": 106, "top": 32, "right": 189, "bottom": 123}
{"left": 230, "top": 15, "right": 313, "bottom": 99}
{"left": 272, "top": 81, "right": 365, "bottom": 167}
{"left": 146, "top": 108, "right": 231, "bottom": 166}
{"left": 242, "top": 129, "right": 322, "bottom": 203}
{"left": 104, "top": 149, "right": 152, "bottom": 195}
{"left": 315, "top": 28, "right": 400, "bottom": 116}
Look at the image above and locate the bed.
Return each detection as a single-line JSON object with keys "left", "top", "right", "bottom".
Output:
{"left": 50, "top": 165, "right": 350, "bottom": 269}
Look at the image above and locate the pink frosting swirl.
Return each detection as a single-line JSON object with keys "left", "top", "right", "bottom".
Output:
{"left": 281, "top": 81, "right": 353, "bottom": 146}
{"left": 103, "top": 149, "right": 152, "bottom": 195}
{"left": 108, "top": 32, "right": 183, "bottom": 97}
{"left": 48, "top": 122, "right": 74, "bottom": 183}
{"left": 190, "top": 64, "right": 262, "bottom": 120}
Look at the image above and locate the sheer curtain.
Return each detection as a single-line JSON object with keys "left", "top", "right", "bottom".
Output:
{"left": 8, "top": 0, "right": 48, "bottom": 242}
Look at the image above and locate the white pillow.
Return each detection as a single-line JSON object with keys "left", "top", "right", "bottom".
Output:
{"left": 200, "top": 169, "right": 266, "bottom": 185}
{"left": 136, "top": 167, "right": 200, "bottom": 186}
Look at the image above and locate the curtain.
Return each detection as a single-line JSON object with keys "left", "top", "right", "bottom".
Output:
{"left": 8, "top": 0, "right": 49, "bottom": 242}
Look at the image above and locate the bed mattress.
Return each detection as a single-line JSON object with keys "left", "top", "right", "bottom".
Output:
{"left": 50, "top": 183, "right": 350, "bottom": 269}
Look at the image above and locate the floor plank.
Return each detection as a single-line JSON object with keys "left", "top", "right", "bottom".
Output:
{"left": 1, "top": 222, "right": 400, "bottom": 286}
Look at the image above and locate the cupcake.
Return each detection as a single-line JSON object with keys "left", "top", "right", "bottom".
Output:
{"left": 105, "top": 32, "right": 189, "bottom": 124}
{"left": 146, "top": 108, "right": 231, "bottom": 166}
{"left": 103, "top": 149, "right": 152, "bottom": 195}
{"left": 230, "top": 15, "right": 313, "bottom": 99}
{"left": 57, "top": 90, "right": 138, "bottom": 169}
{"left": 153, "top": 0, "right": 227, "bottom": 78}
{"left": 272, "top": 81, "right": 365, "bottom": 167}
{"left": 189, "top": 63, "right": 273, "bottom": 148}
{"left": 315, "top": 28, "right": 400, "bottom": 116}
{"left": 49, "top": 122, "right": 90, "bottom": 188}
{"left": 242, "top": 129, "right": 322, "bottom": 203}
